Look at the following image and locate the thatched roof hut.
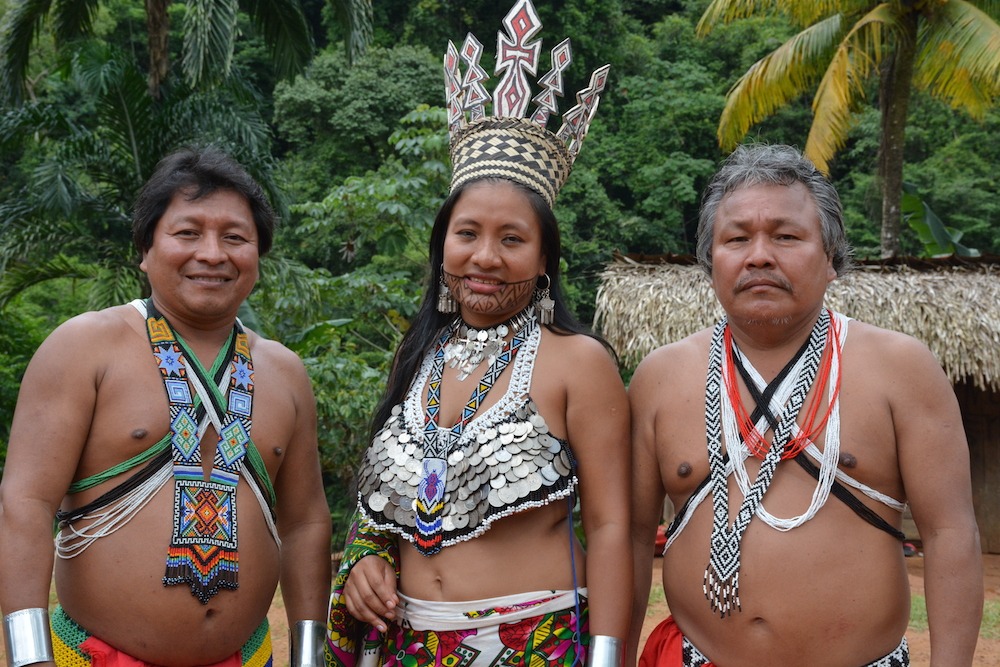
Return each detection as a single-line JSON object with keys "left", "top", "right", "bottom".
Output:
{"left": 594, "top": 255, "right": 1000, "bottom": 552}
{"left": 595, "top": 256, "right": 1000, "bottom": 391}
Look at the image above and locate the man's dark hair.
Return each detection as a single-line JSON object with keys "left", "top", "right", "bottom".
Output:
{"left": 132, "top": 146, "right": 276, "bottom": 256}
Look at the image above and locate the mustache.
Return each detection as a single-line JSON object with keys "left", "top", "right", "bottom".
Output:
{"left": 734, "top": 272, "right": 792, "bottom": 292}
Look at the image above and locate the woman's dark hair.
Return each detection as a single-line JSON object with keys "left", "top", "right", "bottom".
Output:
{"left": 369, "top": 177, "right": 612, "bottom": 438}
{"left": 132, "top": 146, "right": 276, "bottom": 257}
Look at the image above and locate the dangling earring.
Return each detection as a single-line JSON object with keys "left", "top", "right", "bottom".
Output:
{"left": 437, "top": 267, "right": 457, "bottom": 313}
{"left": 534, "top": 273, "right": 554, "bottom": 325}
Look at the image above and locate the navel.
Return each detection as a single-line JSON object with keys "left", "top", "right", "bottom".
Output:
{"left": 131, "top": 428, "right": 148, "bottom": 440}
{"left": 839, "top": 452, "right": 857, "bottom": 469}
{"left": 677, "top": 462, "right": 692, "bottom": 478}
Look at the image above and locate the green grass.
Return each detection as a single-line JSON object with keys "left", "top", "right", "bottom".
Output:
{"left": 646, "top": 583, "right": 666, "bottom": 615}
{"left": 909, "top": 594, "right": 929, "bottom": 632}
{"left": 909, "top": 595, "right": 1000, "bottom": 639}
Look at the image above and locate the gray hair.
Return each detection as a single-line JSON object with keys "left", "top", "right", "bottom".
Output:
{"left": 695, "top": 143, "right": 852, "bottom": 276}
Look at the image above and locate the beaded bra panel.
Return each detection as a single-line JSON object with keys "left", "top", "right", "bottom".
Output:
{"left": 357, "top": 324, "right": 578, "bottom": 550}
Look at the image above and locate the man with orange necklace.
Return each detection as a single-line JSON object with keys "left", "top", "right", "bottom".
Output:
{"left": 628, "top": 144, "right": 982, "bottom": 666}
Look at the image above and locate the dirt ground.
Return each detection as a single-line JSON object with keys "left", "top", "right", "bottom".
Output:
{"left": 636, "top": 554, "right": 1000, "bottom": 667}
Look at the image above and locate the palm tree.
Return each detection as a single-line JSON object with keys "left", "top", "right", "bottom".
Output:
{"left": 698, "top": 0, "right": 1000, "bottom": 258}
{"left": 0, "top": 41, "right": 283, "bottom": 308}
{"left": 0, "top": 0, "right": 314, "bottom": 102}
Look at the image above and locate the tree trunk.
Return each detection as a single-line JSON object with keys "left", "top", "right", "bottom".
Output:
{"left": 877, "top": 9, "right": 918, "bottom": 259}
{"left": 146, "top": 0, "right": 171, "bottom": 99}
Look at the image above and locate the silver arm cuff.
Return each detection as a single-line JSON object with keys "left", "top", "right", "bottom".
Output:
{"left": 3, "top": 608, "right": 53, "bottom": 667}
{"left": 290, "top": 620, "right": 325, "bottom": 667}
{"left": 587, "top": 634, "right": 624, "bottom": 667}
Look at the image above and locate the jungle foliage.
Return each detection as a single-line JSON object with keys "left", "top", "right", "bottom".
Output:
{"left": 1, "top": 0, "right": 998, "bottom": 536}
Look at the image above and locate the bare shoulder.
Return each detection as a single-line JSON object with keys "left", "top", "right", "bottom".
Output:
{"left": 845, "top": 319, "right": 943, "bottom": 375}
{"left": 244, "top": 330, "right": 314, "bottom": 393}
{"left": 629, "top": 328, "right": 711, "bottom": 398}
{"left": 245, "top": 329, "right": 304, "bottom": 369}
{"left": 49, "top": 304, "right": 139, "bottom": 339}
{"left": 539, "top": 329, "right": 620, "bottom": 376}
{"left": 29, "top": 305, "right": 140, "bottom": 368}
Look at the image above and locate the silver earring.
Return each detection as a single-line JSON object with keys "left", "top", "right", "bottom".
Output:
{"left": 534, "top": 273, "right": 554, "bottom": 325}
{"left": 437, "top": 270, "right": 457, "bottom": 313}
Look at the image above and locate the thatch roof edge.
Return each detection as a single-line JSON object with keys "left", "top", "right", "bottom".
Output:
{"left": 595, "top": 259, "right": 1000, "bottom": 392}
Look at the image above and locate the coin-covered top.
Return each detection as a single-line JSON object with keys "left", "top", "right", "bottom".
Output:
{"left": 356, "top": 323, "right": 577, "bottom": 553}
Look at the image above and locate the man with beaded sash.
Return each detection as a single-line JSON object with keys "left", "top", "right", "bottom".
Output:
{"left": 627, "top": 144, "right": 983, "bottom": 667}
{"left": 0, "top": 147, "right": 331, "bottom": 667}
{"left": 325, "top": 2, "right": 630, "bottom": 666}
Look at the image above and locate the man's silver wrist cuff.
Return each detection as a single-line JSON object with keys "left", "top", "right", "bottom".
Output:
{"left": 290, "top": 620, "right": 325, "bottom": 667}
{"left": 3, "top": 608, "right": 53, "bottom": 667}
{"left": 587, "top": 634, "right": 624, "bottom": 667}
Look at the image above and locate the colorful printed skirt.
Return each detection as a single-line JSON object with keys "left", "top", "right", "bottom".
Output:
{"left": 50, "top": 605, "right": 273, "bottom": 667}
{"left": 359, "top": 588, "right": 589, "bottom": 667}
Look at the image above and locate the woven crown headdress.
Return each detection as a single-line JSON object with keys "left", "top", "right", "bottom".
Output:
{"left": 444, "top": 0, "right": 610, "bottom": 206}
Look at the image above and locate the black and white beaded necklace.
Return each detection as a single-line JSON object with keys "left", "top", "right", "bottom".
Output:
{"left": 702, "top": 310, "right": 831, "bottom": 617}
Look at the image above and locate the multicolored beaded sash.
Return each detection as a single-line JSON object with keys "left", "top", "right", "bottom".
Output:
{"left": 145, "top": 299, "right": 253, "bottom": 603}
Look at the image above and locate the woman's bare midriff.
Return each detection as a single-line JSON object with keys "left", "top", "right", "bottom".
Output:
{"left": 398, "top": 501, "right": 585, "bottom": 602}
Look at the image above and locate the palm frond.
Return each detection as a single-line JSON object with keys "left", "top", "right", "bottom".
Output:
{"left": 779, "top": 1, "right": 871, "bottom": 27}
{"left": 971, "top": 0, "right": 1000, "bottom": 21}
{"left": 0, "top": 0, "right": 52, "bottom": 105}
{"left": 71, "top": 42, "right": 154, "bottom": 183}
{"left": 50, "top": 0, "right": 101, "bottom": 44}
{"left": 328, "top": 0, "right": 373, "bottom": 65}
{"left": 85, "top": 263, "right": 144, "bottom": 310}
{"left": 697, "top": 0, "right": 781, "bottom": 36}
{"left": 0, "top": 101, "right": 73, "bottom": 149}
{"left": 182, "top": 0, "right": 239, "bottom": 88}
{"left": 697, "top": 0, "right": 866, "bottom": 34}
{"left": 0, "top": 199, "right": 71, "bottom": 272}
{"left": 717, "top": 14, "right": 846, "bottom": 150}
{"left": 239, "top": 0, "right": 313, "bottom": 78}
{"left": 0, "top": 255, "right": 98, "bottom": 310}
{"left": 30, "top": 159, "right": 81, "bottom": 217}
{"left": 805, "top": 5, "right": 899, "bottom": 172}
{"left": 914, "top": 0, "right": 1000, "bottom": 118}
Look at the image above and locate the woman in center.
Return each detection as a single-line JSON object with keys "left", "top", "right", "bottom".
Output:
{"left": 326, "top": 2, "right": 630, "bottom": 665}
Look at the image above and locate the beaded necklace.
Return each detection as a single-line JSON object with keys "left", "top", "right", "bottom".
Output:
{"left": 414, "top": 314, "right": 537, "bottom": 554}
{"left": 725, "top": 314, "right": 846, "bottom": 535}
{"left": 703, "top": 309, "right": 830, "bottom": 617}
{"left": 145, "top": 299, "right": 253, "bottom": 604}
{"left": 724, "top": 316, "right": 841, "bottom": 460}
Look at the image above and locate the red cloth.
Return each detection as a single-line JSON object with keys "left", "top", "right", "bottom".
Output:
{"left": 639, "top": 615, "right": 715, "bottom": 667}
{"left": 79, "top": 636, "right": 241, "bottom": 667}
